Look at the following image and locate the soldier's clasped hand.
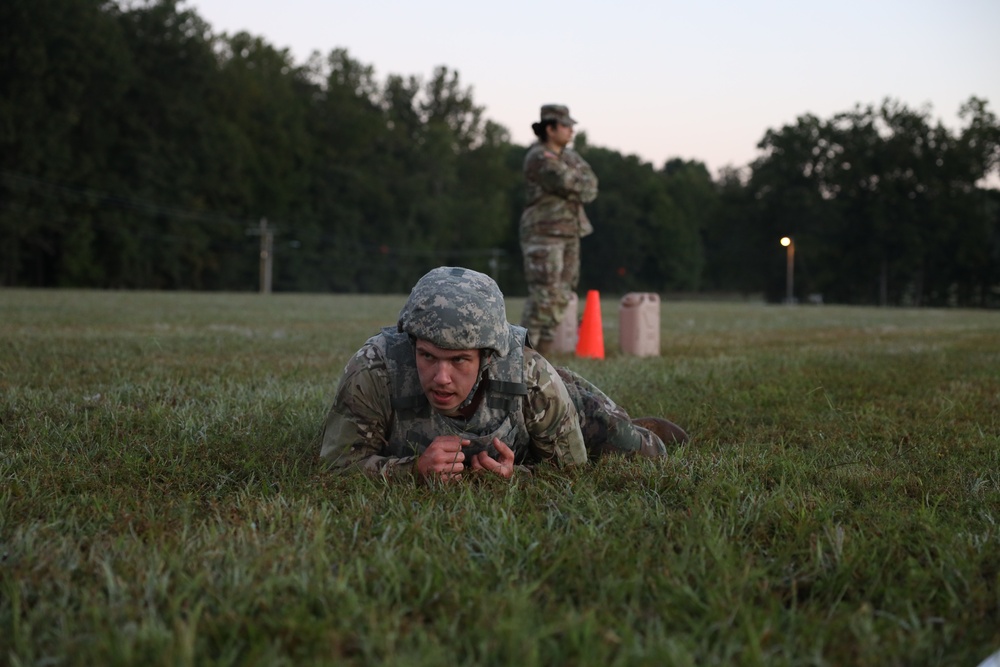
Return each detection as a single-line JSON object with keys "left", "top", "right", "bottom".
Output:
{"left": 469, "top": 437, "right": 515, "bottom": 479}
{"left": 416, "top": 435, "right": 470, "bottom": 482}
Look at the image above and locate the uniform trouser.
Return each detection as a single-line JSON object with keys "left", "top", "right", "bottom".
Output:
{"left": 520, "top": 235, "right": 580, "bottom": 346}
{"left": 556, "top": 367, "right": 667, "bottom": 458}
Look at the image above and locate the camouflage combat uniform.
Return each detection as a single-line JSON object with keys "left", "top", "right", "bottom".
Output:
{"left": 519, "top": 141, "right": 598, "bottom": 348}
{"left": 319, "top": 266, "right": 664, "bottom": 480}
{"left": 318, "top": 341, "right": 666, "bottom": 478}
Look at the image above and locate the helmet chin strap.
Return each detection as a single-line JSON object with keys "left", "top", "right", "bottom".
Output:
{"left": 456, "top": 349, "right": 493, "bottom": 411}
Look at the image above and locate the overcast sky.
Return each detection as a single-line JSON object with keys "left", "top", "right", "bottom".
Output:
{"left": 185, "top": 0, "right": 1000, "bottom": 176}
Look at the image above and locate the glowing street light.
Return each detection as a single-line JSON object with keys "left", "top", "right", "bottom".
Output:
{"left": 780, "top": 236, "right": 795, "bottom": 304}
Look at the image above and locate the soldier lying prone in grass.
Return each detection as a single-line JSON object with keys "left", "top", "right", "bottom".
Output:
{"left": 319, "top": 266, "right": 687, "bottom": 483}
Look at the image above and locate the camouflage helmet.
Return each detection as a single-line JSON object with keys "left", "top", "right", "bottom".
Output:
{"left": 397, "top": 266, "right": 512, "bottom": 356}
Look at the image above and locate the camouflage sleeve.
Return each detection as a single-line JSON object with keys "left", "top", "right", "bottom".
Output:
{"left": 521, "top": 348, "right": 588, "bottom": 466}
{"left": 563, "top": 149, "right": 599, "bottom": 204}
{"left": 319, "top": 343, "right": 418, "bottom": 479}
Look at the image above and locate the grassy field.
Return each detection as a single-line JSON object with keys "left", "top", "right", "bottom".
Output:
{"left": 1, "top": 289, "right": 998, "bottom": 666}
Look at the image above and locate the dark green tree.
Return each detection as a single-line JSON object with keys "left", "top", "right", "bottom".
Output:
{"left": 744, "top": 98, "right": 999, "bottom": 305}
{"left": 3, "top": 0, "right": 995, "bottom": 305}
{"left": 295, "top": 48, "right": 385, "bottom": 292}
{"left": 0, "top": 0, "right": 132, "bottom": 285}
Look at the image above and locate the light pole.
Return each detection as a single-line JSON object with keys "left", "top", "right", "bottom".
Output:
{"left": 780, "top": 236, "right": 795, "bottom": 304}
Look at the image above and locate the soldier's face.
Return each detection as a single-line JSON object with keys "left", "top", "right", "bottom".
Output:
{"left": 548, "top": 122, "right": 574, "bottom": 147}
{"left": 415, "top": 340, "right": 482, "bottom": 414}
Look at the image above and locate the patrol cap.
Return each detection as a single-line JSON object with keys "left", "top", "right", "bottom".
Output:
{"left": 397, "top": 266, "right": 512, "bottom": 356}
{"left": 540, "top": 104, "right": 576, "bottom": 126}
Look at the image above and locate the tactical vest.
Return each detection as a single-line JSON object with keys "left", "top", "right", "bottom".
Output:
{"left": 378, "top": 325, "right": 531, "bottom": 461}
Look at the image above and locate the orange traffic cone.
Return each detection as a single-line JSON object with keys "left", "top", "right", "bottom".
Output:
{"left": 575, "top": 290, "right": 605, "bottom": 359}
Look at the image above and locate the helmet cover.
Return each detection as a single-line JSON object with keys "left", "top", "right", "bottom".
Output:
{"left": 397, "top": 266, "right": 511, "bottom": 356}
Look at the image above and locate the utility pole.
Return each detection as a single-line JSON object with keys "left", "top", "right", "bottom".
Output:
{"left": 247, "top": 218, "right": 274, "bottom": 294}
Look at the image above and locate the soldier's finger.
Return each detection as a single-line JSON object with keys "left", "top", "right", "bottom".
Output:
{"left": 472, "top": 452, "right": 500, "bottom": 472}
{"left": 425, "top": 441, "right": 463, "bottom": 471}
{"left": 484, "top": 457, "right": 514, "bottom": 479}
{"left": 433, "top": 436, "right": 470, "bottom": 452}
{"left": 493, "top": 437, "right": 515, "bottom": 462}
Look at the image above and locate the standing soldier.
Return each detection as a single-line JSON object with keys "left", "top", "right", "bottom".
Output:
{"left": 519, "top": 104, "right": 598, "bottom": 355}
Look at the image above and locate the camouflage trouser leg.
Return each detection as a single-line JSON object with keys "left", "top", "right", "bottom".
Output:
{"left": 555, "top": 367, "right": 667, "bottom": 458}
{"left": 520, "top": 236, "right": 580, "bottom": 346}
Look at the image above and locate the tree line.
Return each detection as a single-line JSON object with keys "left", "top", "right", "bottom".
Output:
{"left": 2, "top": 0, "right": 998, "bottom": 306}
